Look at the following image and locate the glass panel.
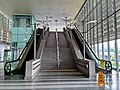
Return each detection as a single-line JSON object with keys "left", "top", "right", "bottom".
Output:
{"left": 108, "top": 0, "right": 113, "bottom": 17}
{"left": 118, "top": 39, "right": 120, "bottom": 69}
{"left": 13, "top": 15, "right": 32, "bottom": 27}
{"left": 0, "top": 52, "right": 2, "bottom": 61}
{"left": 109, "top": 15, "right": 115, "bottom": 41}
{"left": 109, "top": 40, "right": 116, "bottom": 68}
{"left": 4, "top": 50, "right": 12, "bottom": 61}
{"left": 18, "top": 35, "right": 27, "bottom": 42}
{"left": 99, "top": 43, "right": 102, "bottom": 59}
{"left": 18, "top": 43, "right": 26, "bottom": 49}
{"left": 116, "top": 11, "right": 120, "bottom": 39}
{"left": 18, "top": 27, "right": 27, "bottom": 34}
{"left": 116, "top": 0, "right": 120, "bottom": 11}
{"left": 20, "top": 18, "right": 26, "bottom": 27}
{"left": 94, "top": 44, "right": 97, "bottom": 56}
{"left": 103, "top": 42, "right": 108, "bottom": 60}
{"left": 12, "top": 35, "right": 17, "bottom": 42}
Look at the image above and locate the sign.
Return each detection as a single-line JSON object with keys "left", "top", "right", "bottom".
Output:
{"left": 100, "top": 60, "right": 105, "bottom": 69}
{"left": 98, "top": 71, "right": 105, "bottom": 86}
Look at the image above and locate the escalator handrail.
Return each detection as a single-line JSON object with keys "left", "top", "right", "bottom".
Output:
{"left": 72, "top": 25, "right": 112, "bottom": 72}
{"left": 36, "top": 33, "right": 43, "bottom": 50}
{"left": 4, "top": 29, "right": 35, "bottom": 73}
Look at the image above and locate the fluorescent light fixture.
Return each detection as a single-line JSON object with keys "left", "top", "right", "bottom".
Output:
{"left": 61, "top": 16, "right": 71, "bottom": 20}
{"left": 87, "top": 20, "right": 97, "bottom": 24}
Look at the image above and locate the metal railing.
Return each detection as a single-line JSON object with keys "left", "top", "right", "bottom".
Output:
{"left": 55, "top": 30, "right": 60, "bottom": 67}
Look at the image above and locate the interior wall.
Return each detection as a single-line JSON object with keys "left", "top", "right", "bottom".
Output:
{"left": 0, "top": 0, "right": 13, "bottom": 61}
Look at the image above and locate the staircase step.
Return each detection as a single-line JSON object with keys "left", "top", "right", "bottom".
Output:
{"left": 46, "top": 32, "right": 56, "bottom": 48}
{"left": 40, "top": 32, "right": 85, "bottom": 78}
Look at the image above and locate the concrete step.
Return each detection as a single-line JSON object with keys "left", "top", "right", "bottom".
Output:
{"left": 59, "top": 48, "right": 73, "bottom": 57}
{"left": 46, "top": 32, "right": 56, "bottom": 48}
{"left": 41, "top": 48, "right": 57, "bottom": 69}
{"left": 35, "top": 69, "right": 86, "bottom": 81}
{"left": 58, "top": 32, "right": 69, "bottom": 48}
{"left": 42, "top": 48, "right": 56, "bottom": 59}
{"left": 41, "top": 66, "right": 76, "bottom": 70}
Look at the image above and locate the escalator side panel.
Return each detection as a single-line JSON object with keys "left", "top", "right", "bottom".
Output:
{"left": 72, "top": 30, "right": 90, "bottom": 59}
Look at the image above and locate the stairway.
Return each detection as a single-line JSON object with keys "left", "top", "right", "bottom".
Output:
{"left": 41, "top": 32, "right": 85, "bottom": 81}
{"left": 41, "top": 32, "right": 57, "bottom": 70}
{"left": 41, "top": 32, "right": 76, "bottom": 70}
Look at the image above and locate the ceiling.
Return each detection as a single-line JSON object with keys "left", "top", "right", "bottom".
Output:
{"left": 6, "top": 0, "right": 85, "bottom": 30}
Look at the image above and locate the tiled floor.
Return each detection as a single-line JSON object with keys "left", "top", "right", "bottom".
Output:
{"left": 0, "top": 32, "right": 119, "bottom": 89}
{"left": 0, "top": 70, "right": 119, "bottom": 90}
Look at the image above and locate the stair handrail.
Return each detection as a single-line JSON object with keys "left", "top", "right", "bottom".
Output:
{"left": 55, "top": 30, "right": 60, "bottom": 67}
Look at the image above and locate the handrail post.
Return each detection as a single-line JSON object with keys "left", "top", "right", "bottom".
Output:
{"left": 82, "top": 21, "right": 86, "bottom": 60}
{"left": 34, "top": 29, "right": 36, "bottom": 59}
{"left": 56, "top": 29, "right": 60, "bottom": 67}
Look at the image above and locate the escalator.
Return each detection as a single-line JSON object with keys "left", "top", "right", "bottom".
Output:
{"left": 4, "top": 28, "right": 45, "bottom": 76}
{"left": 67, "top": 27, "right": 112, "bottom": 73}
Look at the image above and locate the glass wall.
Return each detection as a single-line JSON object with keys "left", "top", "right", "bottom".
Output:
{"left": 75, "top": 0, "right": 120, "bottom": 70}
{"left": 12, "top": 15, "right": 35, "bottom": 59}
{"left": 118, "top": 39, "right": 120, "bottom": 69}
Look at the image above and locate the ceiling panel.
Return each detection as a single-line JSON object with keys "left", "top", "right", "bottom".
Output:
{"left": 33, "top": 0, "right": 85, "bottom": 30}
{"left": 5, "top": 0, "right": 85, "bottom": 30}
